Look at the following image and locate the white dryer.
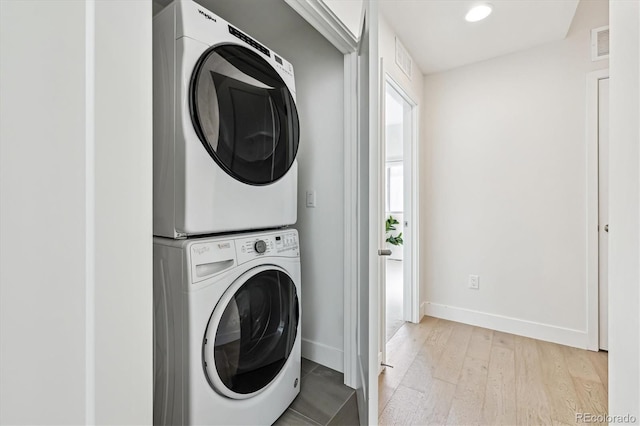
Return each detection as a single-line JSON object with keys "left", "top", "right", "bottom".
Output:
{"left": 153, "top": 0, "right": 299, "bottom": 238}
{"left": 153, "top": 229, "right": 301, "bottom": 425}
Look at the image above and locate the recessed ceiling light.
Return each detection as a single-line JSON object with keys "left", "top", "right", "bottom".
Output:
{"left": 465, "top": 4, "right": 493, "bottom": 22}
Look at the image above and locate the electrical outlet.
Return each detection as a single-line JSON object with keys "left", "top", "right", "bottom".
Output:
{"left": 469, "top": 275, "right": 479, "bottom": 289}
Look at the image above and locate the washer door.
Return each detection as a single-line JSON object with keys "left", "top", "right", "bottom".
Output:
{"left": 189, "top": 44, "right": 299, "bottom": 186}
{"left": 203, "top": 266, "right": 299, "bottom": 399}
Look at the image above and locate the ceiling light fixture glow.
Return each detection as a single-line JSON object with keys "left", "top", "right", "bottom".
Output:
{"left": 465, "top": 4, "right": 493, "bottom": 22}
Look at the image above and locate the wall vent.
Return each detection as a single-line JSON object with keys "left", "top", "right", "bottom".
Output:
{"left": 395, "top": 37, "right": 413, "bottom": 80}
{"left": 591, "top": 26, "right": 609, "bottom": 61}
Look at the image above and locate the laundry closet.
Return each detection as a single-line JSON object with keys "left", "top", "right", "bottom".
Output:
{"left": 151, "top": 0, "right": 350, "bottom": 424}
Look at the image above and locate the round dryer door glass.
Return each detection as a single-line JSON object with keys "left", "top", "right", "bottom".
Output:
{"left": 203, "top": 269, "right": 299, "bottom": 397}
{"left": 190, "top": 44, "right": 299, "bottom": 186}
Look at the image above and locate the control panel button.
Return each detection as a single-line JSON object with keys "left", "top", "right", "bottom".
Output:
{"left": 254, "top": 240, "right": 267, "bottom": 254}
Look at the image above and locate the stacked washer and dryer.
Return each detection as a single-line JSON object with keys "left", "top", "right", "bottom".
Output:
{"left": 152, "top": 1, "right": 302, "bottom": 424}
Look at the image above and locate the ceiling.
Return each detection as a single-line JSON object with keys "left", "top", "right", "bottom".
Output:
{"left": 379, "top": 0, "right": 580, "bottom": 75}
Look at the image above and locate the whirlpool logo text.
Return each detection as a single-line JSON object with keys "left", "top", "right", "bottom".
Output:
{"left": 198, "top": 9, "right": 216, "bottom": 23}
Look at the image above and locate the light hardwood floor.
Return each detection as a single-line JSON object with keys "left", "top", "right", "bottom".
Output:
{"left": 379, "top": 316, "right": 608, "bottom": 426}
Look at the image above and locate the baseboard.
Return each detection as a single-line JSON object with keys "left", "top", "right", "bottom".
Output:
{"left": 420, "top": 301, "right": 427, "bottom": 320}
{"left": 355, "top": 357, "right": 367, "bottom": 425}
{"left": 423, "top": 302, "right": 590, "bottom": 349}
{"left": 302, "top": 338, "right": 344, "bottom": 373}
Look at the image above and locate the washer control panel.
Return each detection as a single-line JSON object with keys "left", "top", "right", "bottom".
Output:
{"left": 274, "top": 233, "right": 298, "bottom": 252}
{"left": 236, "top": 231, "right": 299, "bottom": 264}
{"left": 254, "top": 240, "right": 267, "bottom": 254}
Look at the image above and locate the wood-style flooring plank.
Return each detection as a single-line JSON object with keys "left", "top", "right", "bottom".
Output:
{"left": 432, "top": 322, "right": 473, "bottom": 384}
{"left": 587, "top": 350, "right": 609, "bottom": 392}
{"left": 378, "top": 385, "right": 422, "bottom": 426}
{"left": 381, "top": 317, "right": 439, "bottom": 392}
{"left": 552, "top": 420, "right": 573, "bottom": 426}
{"left": 537, "top": 340, "right": 581, "bottom": 425}
{"left": 466, "top": 327, "right": 494, "bottom": 361}
{"left": 563, "top": 346, "right": 602, "bottom": 383}
{"left": 445, "top": 356, "right": 488, "bottom": 426}
{"left": 410, "top": 379, "right": 456, "bottom": 426}
{"left": 399, "top": 351, "right": 436, "bottom": 394}
{"left": 573, "top": 377, "right": 608, "bottom": 424}
{"left": 514, "top": 335, "right": 553, "bottom": 425}
{"left": 492, "top": 331, "right": 515, "bottom": 350}
{"left": 400, "top": 319, "right": 455, "bottom": 392}
{"left": 378, "top": 379, "right": 396, "bottom": 416}
{"left": 421, "top": 319, "right": 456, "bottom": 363}
{"left": 482, "top": 345, "right": 517, "bottom": 425}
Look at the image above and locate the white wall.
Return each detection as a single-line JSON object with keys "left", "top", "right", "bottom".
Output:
{"left": 93, "top": 1, "right": 153, "bottom": 423}
{"left": 609, "top": 0, "right": 640, "bottom": 420}
{"left": 379, "top": 16, "right": 423, "bottom": 105}
{"left": 204, "top": 0, "right": 347, "bottom": 372}
{"left": 292, "top": 36, "right": 345, "bottom": 371}
{"left": 421, "top": 0, "right": 608, "bottom": 347}
{"left": 0, "top": 1, "right": 152, "bottom": 424}
{"left": 1, "top": 2, "right": 87, "bottom": 422}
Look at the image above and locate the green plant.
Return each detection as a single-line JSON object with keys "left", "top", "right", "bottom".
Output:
{"left": 385, "top": 215, "right": 404, "bottom": 246}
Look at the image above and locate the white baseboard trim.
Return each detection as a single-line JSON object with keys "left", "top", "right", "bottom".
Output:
{"left": 420, "top": 301, "right": 427, "bottom": 320}
{"left": 356, "top": 357, "right": 367, "bottom": 425}
{"left": 424, "top": 302, "right": 590, "bottom": 349}
{"left": 302, "top": 338, "right": 344, "bottom": 373}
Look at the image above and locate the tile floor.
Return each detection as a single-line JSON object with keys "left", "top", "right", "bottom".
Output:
{"left": 274, "top": 359, "right": 359, "bottom": 426}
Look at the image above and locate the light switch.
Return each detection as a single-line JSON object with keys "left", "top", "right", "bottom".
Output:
{"left": 306, "top": 190, "right": 316, "bottom": 208}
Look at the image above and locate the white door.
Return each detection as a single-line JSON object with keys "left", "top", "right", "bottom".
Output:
{"left": 598, "top": 77, "right": 609, "bottom": 350}
{"left": 354, "top": 1, "right": 380, "bottom": 424}
{"left": 379, "top": 69, "right": 389, "bottom": 371}
{"left": 381, "top": 78, "right": 416, "bottom": 359}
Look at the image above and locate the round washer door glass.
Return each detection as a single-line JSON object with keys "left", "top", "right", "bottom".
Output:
{"left": 204, "top": 269, "right": 299, "bottom": 397}
{"left": 190, "top": 44, "right": 299, "bottom": 185}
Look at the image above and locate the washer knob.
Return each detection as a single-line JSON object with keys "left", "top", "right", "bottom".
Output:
{"left": 254, "top": 240, "right": 267, "bottom": 254}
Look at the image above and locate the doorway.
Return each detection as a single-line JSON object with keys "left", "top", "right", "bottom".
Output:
{"left": 587, "top": 69, "right": 609, "bottom": 352}
{"left": 380, "top": 74, "right": 419, "bottom": 361}
{"left": 598, "top": 76, "right": 609, "bottom": 351}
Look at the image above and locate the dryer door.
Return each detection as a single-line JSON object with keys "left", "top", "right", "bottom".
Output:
{"left": 189, "top": 44, "right": 299, "bottom": 186}
{"left": 203, "top": 266, "right": 299, "bottom": 399}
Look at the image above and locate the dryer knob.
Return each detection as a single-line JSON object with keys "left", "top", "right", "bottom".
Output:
{"left": 254, "top": 240, "right": 267, "bottom": 254}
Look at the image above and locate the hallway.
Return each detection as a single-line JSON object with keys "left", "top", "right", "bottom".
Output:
{"left": 379, "top": 317, "right": 608, "bottom": 425}
{"left": 385, "top": 259, "right": 404, "bottom": 342}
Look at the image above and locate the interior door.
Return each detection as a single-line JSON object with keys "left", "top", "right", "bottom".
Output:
{"left": 379, "top": 61, "right": 387, "bottom": 372}
{"left": 354, "top": 1, "right": 380, "bottom": 424}
{"left": 598, "top": 77, "right": 609, "bottom": 350}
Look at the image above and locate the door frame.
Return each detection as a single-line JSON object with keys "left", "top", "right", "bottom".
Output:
{"left": 586, "top": 68, "right": 609, "bottom": 351}
{"left": 280, "top": 3, "right": 380, "bottom": 422}
{"left": 343, "top": 50, "right": 360, "bottom": 388}
{"left": 379, "top": 71, "right": 421, "bottom": 367}
{"left": 284, "top": 0, "right": 361, "bottom": 386}
{"left": 383, "top": 73, "right": 420, "bottom": 326}
{"left": 284, "top": 0, "right": 369, "bottom": 396}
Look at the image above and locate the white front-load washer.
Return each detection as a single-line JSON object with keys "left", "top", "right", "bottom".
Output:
{"left": 153, "top": 229, "right": 301, "bottom": 425}
{"left": 153, "top": 0, "right": 299, "bottom": 238}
